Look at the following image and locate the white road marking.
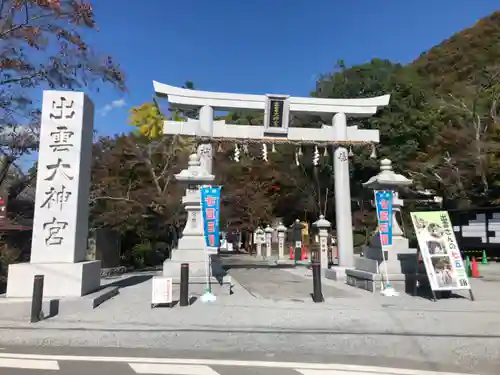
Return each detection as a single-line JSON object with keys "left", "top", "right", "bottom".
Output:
{"left": 297, "top": 371, "right": 383, "bottom": 375}
{"left": 129, "top": 363, "right": 219, "bottom": 375}
{"left": 0, "top": 357, "right": 60, "bottom": 370}
{"left": 296, "top": 370, "right": 410, "bottom": 375}
{"left": 0, "top": 353, "right": 479, "bottom": 375}
{"left": 295, "top": 368, "right": 466, "bottom": 375}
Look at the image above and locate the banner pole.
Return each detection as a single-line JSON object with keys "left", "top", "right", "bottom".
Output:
{"left": 200, "top": 184, "right": 218, "bottom": 303}
{"left": 381, "top": 244, "right": 391, "bottom": 290}
{"left": 204, "top": 244, "right": 211, "bottom": 293}
{"left": 375, "top": 190, "right": 398, "bottom": 297}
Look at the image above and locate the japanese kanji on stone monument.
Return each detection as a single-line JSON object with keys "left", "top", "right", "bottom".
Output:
{"left": 6, "top": 91, "right": 101, "bottom": 298}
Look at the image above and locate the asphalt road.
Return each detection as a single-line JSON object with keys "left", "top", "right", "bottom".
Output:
{"left": 0, "top": 345, "right": 486, "bottom": 375}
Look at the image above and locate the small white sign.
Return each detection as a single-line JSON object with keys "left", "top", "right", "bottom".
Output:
{"left": 151, "top": 276, "right": 172, "bottom": 305}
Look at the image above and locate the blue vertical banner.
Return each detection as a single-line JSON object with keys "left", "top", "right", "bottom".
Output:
{"left": 375, "top": 190, "right": 393, "bottom": 246}
{"left": 200, "top": 185, "right": 221, "bottom": 250}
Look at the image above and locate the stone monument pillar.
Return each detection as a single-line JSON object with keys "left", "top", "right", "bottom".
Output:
{"left": 264, "top": 225, "right": 273, "bottom": 258}
{"left": 276, "top": 222, "right": 287, "bottom": 259}
{"left": 7, "top": 91, "right": 101, "bottom": 298}
{"left": 162, "top": 153, "right": 215, "bottom": 277}
{"left": 314, "top": 215, "right": 331, "bottom": 269}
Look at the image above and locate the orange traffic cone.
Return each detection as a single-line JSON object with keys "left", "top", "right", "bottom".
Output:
{"left": 301, "top": 247, "right": 307, "bottom": 260}
{"left": 289, "top": 247, "right": 294, "bottom": 260}
{"left": 471, "top": 257, "right": 480, "bottom": 278}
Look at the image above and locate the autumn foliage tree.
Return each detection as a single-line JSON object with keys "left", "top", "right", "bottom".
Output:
{"left": 0, "top": 0, "right": 125, "bottom": 197}
{"left": 89, "top": 101, "right": 197, "bottom": 261}
{"left": 0, "top": 0, "right": 126, "bottom": 290}
{"left": 90, "top": 134, "right": 187, "bottom": 229}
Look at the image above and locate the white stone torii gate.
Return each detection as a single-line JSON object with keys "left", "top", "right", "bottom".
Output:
{"left": 154, "top": 81, "right": 390, "bottom": 269}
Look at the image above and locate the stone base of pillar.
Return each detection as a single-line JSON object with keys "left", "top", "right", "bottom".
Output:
{"left": 345, "top": 268, "right": 426, "bottom": 294}
{"left": 345, "top": 248, "right": 420, "bottom": 294}
{"left": 163, "top": 246, "right": 234, "bottom": 294}
{"left": 163, "top": 247, "right": 208, "bottom": 277}
{"left": 324, "top": 266, "right": 350, "bottom": 282}
{"left": 6, "top": 260, "right": 101, "bottom": 298}
{"left": 176, "top": 234, "right": 206, "bottom": 252}
{"left": 163, "top": 231, "right": 209, "bottom": 276}
{"left": 363, "top": 236, "right": 416, "bottom": 274}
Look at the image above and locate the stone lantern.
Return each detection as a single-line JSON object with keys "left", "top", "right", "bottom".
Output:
{"left": 313, "top": 215, "right": 331, "bottom": 269}
{"left": 264, "top": 225, "right": 274, "bottom": 258}
{"left": 362, "top": 158, "right": 412, "bottom": 254}
{"left": 345, "top": 158, "right": 414, "bottom": 292}
{"left": 162, "top": 153, "right": 215, "bottom": 277}
{"left": 276, "top": 221, "right": 287, "bottom": 259}
{"left": 254, "top": 227, "right": 265, "bottom": 257}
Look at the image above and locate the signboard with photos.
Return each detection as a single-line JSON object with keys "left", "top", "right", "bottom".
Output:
{"left": 410, "top": 211, "right": 471, "bottom": 292}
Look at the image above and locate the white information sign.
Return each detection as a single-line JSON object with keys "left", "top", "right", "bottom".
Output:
{"left": 151, "top": 276, "right": 173, "bottom": 306}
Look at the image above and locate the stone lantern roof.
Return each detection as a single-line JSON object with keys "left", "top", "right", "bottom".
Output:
{"left": 313, "top": 215, "right": 331, "bottom": 229}
{"left": 362, "top": 159, "right": 412, "bottom": 190}
{"left": 175, "top": 153, "right": 215, "bottom": 183}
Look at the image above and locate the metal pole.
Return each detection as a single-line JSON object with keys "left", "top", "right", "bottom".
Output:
{"left": 180, "top": 263, "right": 189, "bottom": 306}
{"left": 30, "top": 275, "right": 44, "bottom": 323}
{"left": 311, "top": 261, "right": 324, "bottom": 303}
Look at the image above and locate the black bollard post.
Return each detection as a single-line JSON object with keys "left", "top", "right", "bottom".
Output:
{"left": 179, "top": 263, "right": 189, "bottom": 307}
{"left": 30, "top": 275, "right": 44, "bottom": 323}
{"left": 311, "top": 261, "right": 324, "bottom": 303}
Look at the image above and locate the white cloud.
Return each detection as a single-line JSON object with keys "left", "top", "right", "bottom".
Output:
{"left": 98, "top": 98, "right": 126, "bottom": 116}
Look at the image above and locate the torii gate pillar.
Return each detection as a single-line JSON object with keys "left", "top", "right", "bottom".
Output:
{"left": 332, "top": 112, "right": 354, "bottom": 268}
{"left": 154, "top": 81, "right": 390, "bottom": 276}
{"left": 197, "top": 105, "right": 214, "bottom": 174}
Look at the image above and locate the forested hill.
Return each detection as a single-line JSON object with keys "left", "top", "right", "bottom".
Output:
{"left": 410, "top": 11, "right": 500, "bottom": 94}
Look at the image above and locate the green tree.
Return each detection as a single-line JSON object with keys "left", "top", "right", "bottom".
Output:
{"left": 411, "top": 66, "right": 500, "bottom": 207}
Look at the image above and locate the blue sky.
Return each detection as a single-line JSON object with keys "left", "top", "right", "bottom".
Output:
{"left": 83, "top": 0, "right": 499, "bottom": 137}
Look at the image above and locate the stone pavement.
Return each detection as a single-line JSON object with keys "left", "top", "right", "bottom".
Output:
{"left": 228, "top": 268, "right": 359, "bottom": 301}
{"left": 0, "top": 269, "right": 500, "bottom": 374}
{"left": 476, "top": 262, "right": 500, "bottom": 281}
